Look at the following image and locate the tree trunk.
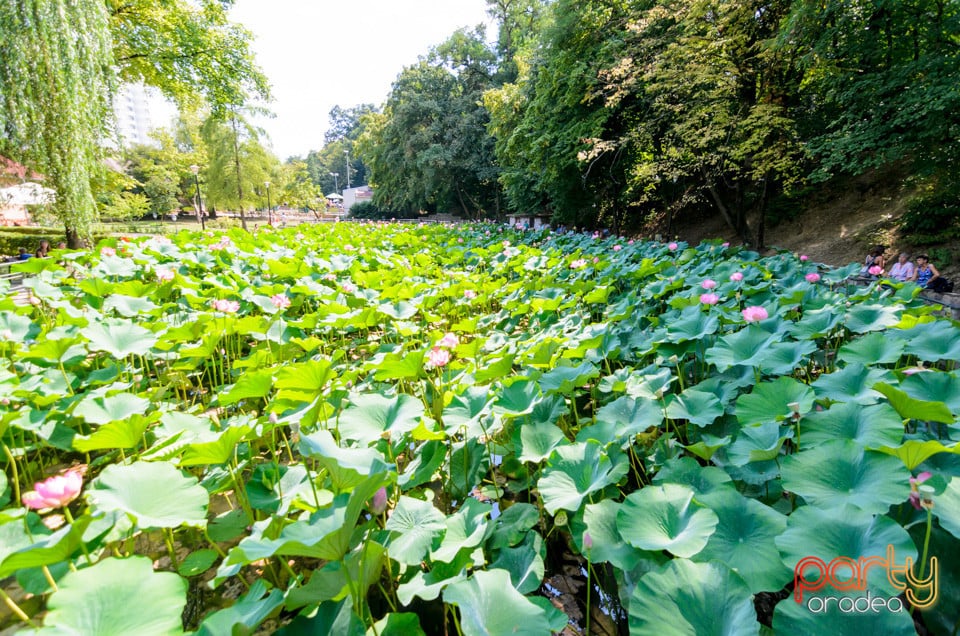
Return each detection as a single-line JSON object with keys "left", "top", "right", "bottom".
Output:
{"left": 705, "top": 182, "right": 752, "bottom": 246}
{"left": 230, "top": 116, "right": 247, "bottom": 231}
{"left": 755, "top": 174, "right": 770, "bottom": 250}
{"left": 65, "top": 227, "right": 83, "bottom": 250}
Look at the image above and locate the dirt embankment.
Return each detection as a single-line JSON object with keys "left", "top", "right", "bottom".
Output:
{"left": 666, "top": 171, "right": 959, "bottom": 282}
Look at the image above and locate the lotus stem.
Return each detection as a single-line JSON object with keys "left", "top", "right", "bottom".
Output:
{"left": 2, "top": 441, "right": 21, "bottom": 505}
{"left": 42, "top": 565, "right": 58, "bottom": 592}
{"left": 0, "top": 587, "right": 36, "bottom": 627}
{"left": 920, "top": 507, "right": 933, "bottom": 580}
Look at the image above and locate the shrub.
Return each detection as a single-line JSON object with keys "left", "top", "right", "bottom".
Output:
{"left": 900, "top": 187, "right": 960, "bottom": 245}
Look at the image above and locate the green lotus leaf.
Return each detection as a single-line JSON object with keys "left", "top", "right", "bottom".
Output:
{"left": 628, "top": 559, "right": 759, "bottom": 636}
{"left": 873, "top": 382, "right": 954, "bottom": 424}
{"left": 624, "top": 366, "right": 674, "bottom": 400}
{"left": 488, "top": 531, "right": 545, "bottom": 594}
{"left": 665, "top": 389, "right": 724, "bottom": 427}
{"left": 300, "top": 429, "right": 392, "bottom": 491}
{"left": 800, "top": 402, "right": 904, "bottom": 449}
{"left": 664, "top": 306, "right": 720, "bottom": 342}
{"left": 930, "top": 477, "right": 960, "bottom": 541}
{"left": 811, "top": 363, "right": 890, "bottom": 404}
{"left": 443, "top": 569, "right": 554, "bottom": 636}
{"left": 570, "top": 499, "right": 657, "bottom": 571}
{"left": 88, "top": 461, "right": 209, "bottom": 528}
{"left": 366, "top": 612, "right": 427, "bottom": 636}
{"left": 384, "top": 495, "right": 447, "bottom": 566}
{"left": 775, "top": 503, "right": 917, "bottom": 600}
{"left": 899, "top": 370, "right": 960, "bottom": 415}
{"left": 539, "top": 361, "right": 599, "bottom": 395}
{"left": 617, "top": 483, "right": 719, "bottom": 557}
{"left": 652, "top": 456, "right": 734, "bottom": 497}
{"left": 0, "top": 515, "right": 93, "bottom": 578}
{"left": 844, "top": 304, "right": 901, "bottom": 333}
{"left": 475, "top": 354, "right": 516, "bottom": 383}
{"left": 787, "top": 307, "right": 843, "bottom": 340}
{"left": 73, "top": 392, "right": 152, "bottom": 426}
{"left": 873, "top": 439, "right": 958, "bottom": 471}
{"left": 337, "top": 393, "right": 424, "bottom": 444}
{"left": 486, "top": 503, "right": 539, "bottom": 551}
{"left": 178, "top": 424, "right": 254, "bottom": 467}
{"left": 41, "top": 556, "right": 186, "bottom": 635}
{"left": 195, "top": 580, "right": 284, "bottom": 636}
{"left": 274, "top": 358, "right": 334, "bottom": 402}
{"left": 73, "top": 413, "right": 156, "bottom": 452}
{"left": 492, "top": 379, "right": 540, "bottom": 416}
{"left": 538, "top": 440, "right": 629, "bottom": 515}
{"left": 395, "top": 550, "right": 473, "bottom": 606}
{"left": 900, "top": 320, "right": 960, "bottom": 362}
{"left": 595, "top": 395, "right": 664, "bottom": 439}
{"left": 372, "top": 349, "right": 426, "bottom": 381}
{"left": 0, "top": 311, "right": 38, "bottom": 343}
{"left": 103, "top": 294, "right": 158, "bottom": 317}
{"left": 736, "top": 376, "right": 815, "bottom": 426}
{"left": 758, "top": 339, "right": 818, "bottom": 375}
{"left": 22, "top": 338, "right": 86, "bottom": 366}
{"left": 781, "top": 440, "right": 910, "bottom": 514}
{"left": 726, "top": 421, "right": 790, "bottom": 466}
{"left": 705, "top": 326, "right": 777, "bottom": 371}
{"left": 218, "top": 368, "right": 274, "bottom": 405}
{"left": 81, "top": 320, "right": 158, "bottom": 358}
{"left": 431, "top": 498, "right": 492, "bottom": 564}
{"left": 516, "top": 420, "right": 568, "bottom": 463}
{"left": 694, "top": 488, "right": 791, "bottom": 593}
{"left": 837, "top": 331, "right": 906, "bottom": 366}
{"left": 772, "top": 589, "right": 918, "bottom": 635}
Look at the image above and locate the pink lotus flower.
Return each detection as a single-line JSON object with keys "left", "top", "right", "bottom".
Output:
{"left": 22, "top": 471, "right": 83, "bottom": 510}
{"left": 701, "top": 279, "right": 717, "bottom": 290}
{"left": 613, "top": 244, "right": 622, "bottom": 252}
{"left": 323, "top": 273, "right": 337, "bottom": 281}
{"left": 730, "top": 272, "right": 744, "bottom": 282}
{"left": 458, "top": 238, "right": 464, "bottom": 243}
{"left": 627, "top": 240, "right": 634, "bottom": 245}
{"left": 742, "top": 306, "right": 769, "bottom": 322}
{"left": 211, "top": 299, "right": 240, "bottom": 313}
{"left": 593, "top": 257, "right": 599, "bottom": 264}
{"left": 799, "top": 254, "right": 809, "bottom": 261}
{"left": 341, "top": 282, "right": 356, "bottom": 293}
{"left": 583, "top": 531, "right": 593, "bottom": 550}
{"left": 722, "top": 242, "right": 730, "bottom": 248}
{"left": 271, "top": 294, "right": 291, "bottom": 309}
{"left": 427, "top": 346, "right": 450, "bottom": 368}
{"left": 100, "top": 246, "right": 116, "bottom": 257}
{"left": 868, "top": 265, "right": 883, "bottom": 276}
{"left": 903, "top": 366, "right": 931, "bottom": 376}
{"left": 438, "top": 332, "right": 460, "bottom": 348}
{"left": 570, "top": 259, "right": 587, "bottom": 269}
{"left": 805, "top": 272, "right": 821, "bottom": 283}
{"left": 156, "top": 269, "right": 174, "bottom": 282}
{"left": 503, "top": 240, "right": 511, "bottom": 248}
{"left": 370, "top": 487, "right": 388, "bottom": 515}
{"left": 668, "top": 242, "right": 678, "bottom": 250}
{"left": 700, "top": 293, "right": 719, "bottom": 305}
{"left": 909, "top": 472, "right": 933, "bottom": 510}
{"left": 464, "top": 289, "right": 477, "bottom": 299}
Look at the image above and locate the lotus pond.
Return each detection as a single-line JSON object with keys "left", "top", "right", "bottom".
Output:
{"left": 1, "top": 223, "right": 959, "bottom": 635}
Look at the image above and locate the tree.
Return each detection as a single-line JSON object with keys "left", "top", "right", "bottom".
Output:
{"left": 0, "top": 0, "right": 114, "bottom": 246}
{"left": 359, "top": 28, "right": 501, "bottom": 218}
{"left": 107, "top": 0, "right": 270, "bottom": 115}
{"left": 201, "top": 109, "right": 277, "bottom": 228}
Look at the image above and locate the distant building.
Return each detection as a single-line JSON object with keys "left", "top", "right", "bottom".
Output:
{"left": 343, "top": 186, "right": 373, "bottom": 212}
{"left": 506, "top": 213, "right": 552, "bottom": 230}
{"left": 111, "top": 83, "right": 177, "bottom": 148}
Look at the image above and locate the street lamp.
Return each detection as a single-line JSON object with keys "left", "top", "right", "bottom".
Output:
{"left": 189, "top": 164, "right": 205, "bottom": 230}
{"left": 264, "top": 181, "right": 272, "bottom": 225}
{"left": 329, "top": 172, "right": 339, "bottom": 194}
{"left": 344, "top": 149, "right": 351, "bottom": 190}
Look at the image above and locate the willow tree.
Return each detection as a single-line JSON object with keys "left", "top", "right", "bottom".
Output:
{"left": 0, "top": 0, "right": 114, "bottom": 246}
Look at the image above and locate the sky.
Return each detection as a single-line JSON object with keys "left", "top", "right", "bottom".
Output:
{"left": 228, "top": 0, "right": 496, "bottom": 160}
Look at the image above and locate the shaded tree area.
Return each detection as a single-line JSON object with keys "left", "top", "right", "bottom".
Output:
{"left": 354, "top": 0, "right": 958, "bottom": 244}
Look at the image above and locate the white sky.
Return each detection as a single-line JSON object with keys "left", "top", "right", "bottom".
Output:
{"left": 228, "top": 0, "right": 496, "bottom": 160}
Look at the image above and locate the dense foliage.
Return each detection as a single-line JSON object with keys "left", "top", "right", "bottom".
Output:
{"left": 1, "top": 223, "right": 959, "bottom": 634}
{"left": 356, "top": 0, "right": 959, "bottom": 238}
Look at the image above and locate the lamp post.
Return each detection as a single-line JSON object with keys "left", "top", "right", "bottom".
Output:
{"left": 329, "top": 172, "right": 339, "bottom": 194}
{"left": 189, "top": 164, "right": 205, "bottom": 230}
{"left": 264, "top": 181, "right": 272, "bottom": 225}
{"left": 344, "top": 149, "right": 351, "bottom": 190}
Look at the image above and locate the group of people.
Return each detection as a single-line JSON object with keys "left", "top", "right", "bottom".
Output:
{"left": 861, "top": 245, "right": 952, "bottom": 292}
{"left": 4, "top": 239, "right": 57, "bottom": 263}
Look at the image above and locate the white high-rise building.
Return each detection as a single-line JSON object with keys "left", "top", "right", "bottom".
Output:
{"left": 112, "top": 83, "right": 177, "bottom": 148}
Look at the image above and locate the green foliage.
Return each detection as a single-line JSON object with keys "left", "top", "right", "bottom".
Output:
{"left": 900, "top": 187, "right": 960, "bottom": 245}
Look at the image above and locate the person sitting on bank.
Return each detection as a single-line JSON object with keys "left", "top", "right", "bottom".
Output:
{"left": 888, "top": 252, "right": 914, "bottom": 282}
{"left": 35, "top": 239, "right": 50, "bottom": 258}
{"left": 912, "top": 255, "right": 942, "bottom": 289}
{"left": 860, "top": 245, "right": 886, "bottom": 276}
{"left": 17, "top": 247, "right": 30, "bottom": 261}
